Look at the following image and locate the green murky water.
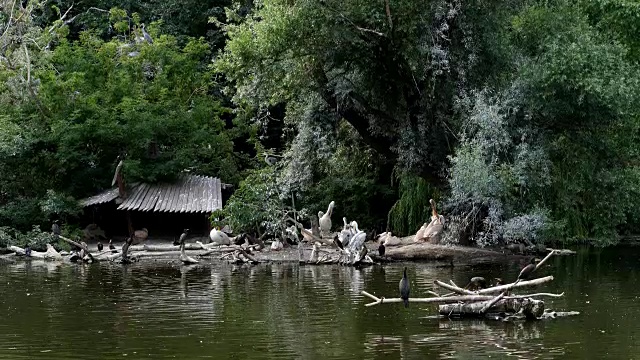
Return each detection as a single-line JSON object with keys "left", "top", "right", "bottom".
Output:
{"left": 1, "top": 245, "right": 639, "bottom": 359}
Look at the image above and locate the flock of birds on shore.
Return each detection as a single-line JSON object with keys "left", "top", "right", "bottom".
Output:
{"left": 37, "top": 150, "right": 542, "bottom": 307}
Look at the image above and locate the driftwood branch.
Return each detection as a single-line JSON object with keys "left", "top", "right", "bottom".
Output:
{"left": 435, "top": 276, "right": 554, "bottom": 296}
{"left": 433, "top": 280, "right": 477, "bottom": 295}
{"left": 57, "top": 235, "right": 94, "bottom": 261}
{"left": 361, "top": 290, "right": 563, "bottom": 307}
{"left": 480, "top": 292, "right": 505, "bottom": 314}
{"left": 534, "top": 249, "right": 557, "bottom": 271}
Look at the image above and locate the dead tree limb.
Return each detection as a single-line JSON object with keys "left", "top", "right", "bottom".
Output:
{"left": 439, "top": 298, "right": 545, "bottom": 319}
{"left": 361, "top": 290, "right": 563, "bottom": 307}
{"left": 434, "top": 276, "right": 554, "bottom": 296}
{"left": 57, "top": 235, "right": 94, "bottom": 261}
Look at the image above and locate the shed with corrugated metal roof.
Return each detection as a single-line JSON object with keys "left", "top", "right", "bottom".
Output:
{"left": 79, "top": 174, "right": 228, "bottom": 239}
{"left": 80, "top": 175, "right": 223, "bottom": 213}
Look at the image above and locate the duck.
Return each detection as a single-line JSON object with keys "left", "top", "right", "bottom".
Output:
{"left": 399, "top": 267, "right": 410, "bottom": 308}
{"left": 209, "top": 227, "right": 231, "bottom": 245}
{"left": 318, "top": 201, "right": 335, "bottom": 237}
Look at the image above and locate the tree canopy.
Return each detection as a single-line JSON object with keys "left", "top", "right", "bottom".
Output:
{"left": 2, "top": 0, "right": 640, "bottom": 245}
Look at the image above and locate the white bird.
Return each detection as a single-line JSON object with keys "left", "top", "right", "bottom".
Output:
{"left": 414, "top": 222, "right": 428, "bottom": 242}
{"left": 270, "top": 239, "right": 283, "bottom": 251}
{"left": 263, "top": 153, "right": 278, "bottom": 166}
{"left": 209, "top": 227, "right": 231, "bottom": 245}
{"left": 349, "top": 221, "right": 359, "bottom": 236}
{"left": 318, "top": 201, "right": 335, "bottom": 237}
{"left": 347, "top": 221, "right": 366, "bottom": 253}
{"left": 338, "top": 217, "right": 352, "bottom": 247}
{"left": 421, "top": 199, "right": 445, "bottom": 242}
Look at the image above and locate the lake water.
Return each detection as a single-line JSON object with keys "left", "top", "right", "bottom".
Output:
{"left": 1, "top": 245, "right": 639, "bottom": 359}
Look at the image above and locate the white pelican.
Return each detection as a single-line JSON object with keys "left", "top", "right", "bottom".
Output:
{"left": 318, "top": 201, "right": 335, "bottom": 237}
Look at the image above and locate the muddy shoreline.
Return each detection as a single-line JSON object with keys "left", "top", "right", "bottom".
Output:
{"left": 2, "top": 236, "right": 538, "bottom": 267}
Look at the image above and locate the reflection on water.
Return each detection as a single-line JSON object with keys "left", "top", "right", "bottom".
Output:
{"left": 1, "top": 245, "right": 640, "bottom": 359}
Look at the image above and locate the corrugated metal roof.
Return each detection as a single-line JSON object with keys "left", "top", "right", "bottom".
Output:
{"left": 80, "top": 187, "right": 120, "bottom": 207}
{"left": 80, "top": 175, "right": 223, "bottom": 213}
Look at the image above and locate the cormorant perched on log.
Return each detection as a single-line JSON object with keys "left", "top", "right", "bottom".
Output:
{"left": 518, "top": 258, "right": 539, "bottom": 281}
{"left": 122, "top": 228, "right": 148, "bottom": 261}
{"left": 25, "top": 245, "right": 31, "bottom": 257}
{"left": 174, "top": 229, "right": 189, "bottom": 246}
{"left": 51, "top": 220, "right": 61, "bottom": 238}
{"left": 399, "top": 267, "right": 410, "bottom": 308}
{"left": 97, "top": 242, "right": 103, "bottom": 251}
{"left": 333, "top": 234, "right": 344, "bottom": 251}
{"left": 108, "top": 239, "right": 116, "bottom": 253}
{"left": 378, "top": 243, "right": 385, "bottom": 257}
{"left": 464, "top": 276, "right": 487, "bottom": 291}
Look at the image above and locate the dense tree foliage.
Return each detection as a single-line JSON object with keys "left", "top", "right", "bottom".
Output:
{"left": 0, "top": 3, "right": 249, "bottom": 234}
{"left": 218, "top": 0, "right": 640, "bottom": 244}
{"left": 3, "top": 0, "right": 640, "bottom": 246}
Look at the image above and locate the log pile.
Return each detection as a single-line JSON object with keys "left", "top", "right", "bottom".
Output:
{"left": 361, "top": 250, "right": 577, "bottom": 321}
{"left": 5, "top": 235, "right": 263, "bottom": 265}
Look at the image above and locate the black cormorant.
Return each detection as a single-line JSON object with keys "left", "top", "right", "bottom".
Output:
{"left": 52, "top": 220, "right": 61, "bottom": 238}
{"left": 174, "top": 229, "right": 189, "bottom": 246}
{"left": 108, "top": 239, "right": 116, "bottom": 252}
{"left": 333, "top": 234, "right": 344, "bottom": 250}
{"left": 399, "top": 267, "right": 410, "bottom": 308}
{"left": 378, "top": 243, "right": 385, "bottom": 257}
{"left": 518, "top": 258, "right": 539, "bottom": 281}
{"left": 25, "top": 245, "right": 32, "bottom": 257}
{"left": 97, "top": 242, "right": 103, "bottom": 251}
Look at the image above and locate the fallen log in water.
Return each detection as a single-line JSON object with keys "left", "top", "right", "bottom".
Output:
{"left": 434, "top": 276, "right": 554, "bottom": 295}
{"left": 361, "top": 250, "right": 571, "bottom": 320}
{"left": 361, "top": 290, "right": 563, "bottom": 307}
{"left": 10, "top": 244, "right": 63, "bottom": 261}
{"left": 439, "top": 297, "right": 545, "bottom": 319}
{"left": 57, "top": 235, "right": 95, "bottom": 261}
